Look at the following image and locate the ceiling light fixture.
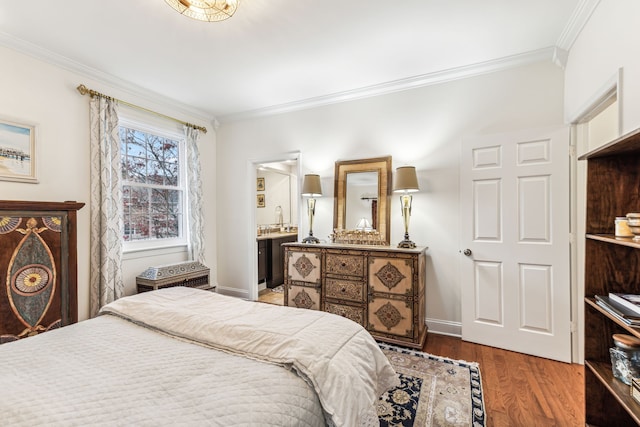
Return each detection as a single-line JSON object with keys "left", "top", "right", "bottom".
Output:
{"left": 165, "top": 0, "right": 239, "bottom": 22}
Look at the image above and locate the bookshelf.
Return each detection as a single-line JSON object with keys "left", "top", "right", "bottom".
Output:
{"left": 580, "top": 127, "right": 640, "bottom": 426}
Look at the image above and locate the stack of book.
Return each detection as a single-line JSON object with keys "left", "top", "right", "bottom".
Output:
{"left": 595, "top": 293, "right": 640, "bottom": 326}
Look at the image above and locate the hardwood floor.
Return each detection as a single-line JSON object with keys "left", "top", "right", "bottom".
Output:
{"left": 423, "top": 333, "right": 585, "bottom": 427}
{"left": 257, "top": 286, "right": 284, "bottom": 305}
{"left": 256, "top": 292, "right": 585, "bottom": 426}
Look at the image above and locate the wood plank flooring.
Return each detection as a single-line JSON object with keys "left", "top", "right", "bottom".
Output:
{"left": 423, "top": 333, "right": 585, "bottom": 427}
{"left": 257, "top": 287, "right": 284, "bottom": 305}
{"left": 256, "top": 292, "right": 585, "bottom": 426}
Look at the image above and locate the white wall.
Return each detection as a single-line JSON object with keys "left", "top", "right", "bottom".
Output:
{"left": 256, "top": 170, "right": 292, "bottom": 227}
{"left": 0, "top": 45, "right": 217, "bottom": 321}
{"left": 565, "top": 0, "right": 640, "bottom": 134}
{"left": 216, "top": 61, "right": 565, "bottom": 332}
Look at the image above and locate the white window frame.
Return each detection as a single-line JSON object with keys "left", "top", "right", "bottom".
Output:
{"left": 119, "top": 115, "right": 188, "bottom": 254}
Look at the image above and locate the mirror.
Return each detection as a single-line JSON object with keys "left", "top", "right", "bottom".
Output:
{"left": 345, "top": 171, "right": 378, "bottom": 230}
{"left": 334, "top": 156, "right": 392, "bottom": 245}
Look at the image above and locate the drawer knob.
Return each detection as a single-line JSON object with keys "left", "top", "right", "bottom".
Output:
{"left": 341, "top": 287, "right": 346, "bottom": 293}
{"left": 341, "top": 262, "right": 346, "bottom": 267}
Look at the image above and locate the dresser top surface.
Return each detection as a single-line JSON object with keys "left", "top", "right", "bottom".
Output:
{"left": 284, "top": 242, "right": 428, "bottom": 254}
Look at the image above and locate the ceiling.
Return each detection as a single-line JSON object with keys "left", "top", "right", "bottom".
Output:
{"left": 0, "top": 0, "right": 593, "bottom": 121}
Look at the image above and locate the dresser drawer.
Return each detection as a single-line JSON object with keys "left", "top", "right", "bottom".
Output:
{"left": 368, "top": 295, "right": 413, "bottom": 339}
{"left": 325, "top": 301, "right": 365, "bottom": 325}
{"left": 285, "top": 284, "right": 321, "bottom": 310}
{"left": 286, "top": 250, "right": 321, "bottom": 285}
{"left": 325, "top": 278, "right": 366, "bottom": 303}
{"left": 325, "top": 253, "right": 365, "bottom": 277}
{"left": 368, "top": 255, "right": 414, "bottom": 295}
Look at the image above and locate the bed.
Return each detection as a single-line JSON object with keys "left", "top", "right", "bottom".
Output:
{"left": 0, "top": 287, "right": 398, "bottom": 426}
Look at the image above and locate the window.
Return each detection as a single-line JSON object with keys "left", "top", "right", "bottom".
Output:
{"left": 119, "top": 120, "right": 187, "bottom": 251}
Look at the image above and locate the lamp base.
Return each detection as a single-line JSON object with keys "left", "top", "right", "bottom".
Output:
{"left": 397, "top": 236, "right": 416, "bottom": 249}
{"left": 302, "top": 235, "right": 320, "bottom": 244}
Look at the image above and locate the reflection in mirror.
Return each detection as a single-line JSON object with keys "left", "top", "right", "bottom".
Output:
{"left": 345, "top": 171, "right": 378, "bottom": 230}
{"left": 334, "top": 156, "right": 391, "bottom": 245}
{"left": 256, "top": 161, "right": 298, "bottom": 234}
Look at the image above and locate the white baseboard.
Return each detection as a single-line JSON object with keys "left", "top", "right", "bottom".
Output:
{"left": 216, "top": 285, "right": 250, "bottom": 300}
{"left": 426, "top": 318, "right": 462, "bottom": 338}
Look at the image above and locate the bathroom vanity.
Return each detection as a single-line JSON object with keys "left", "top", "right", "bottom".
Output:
{"left": 257, "top": 232, "right": 298, "bottom": 288}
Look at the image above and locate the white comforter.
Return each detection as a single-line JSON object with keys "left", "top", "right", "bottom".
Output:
{"left": 0, "top": 287, "right": 398, "bottom": 426}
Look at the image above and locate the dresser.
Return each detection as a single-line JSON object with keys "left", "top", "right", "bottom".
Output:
{"left": 284, "top": 243, "right": 427, "bottom": 349}
{"left": 0, "top": 200, "right": 84, "bottom": 343}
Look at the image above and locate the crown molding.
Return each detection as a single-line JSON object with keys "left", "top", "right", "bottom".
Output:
{"left": 552, "top": 47, "right": 569, "bottom": 69}
{"left": 556, "top": 0, "right": 601, "bottom": 51}
{"left": 0, "top": 31, "right": 216, "bottom": 126}
{"left": 1, "top": 7, "right": 593, "bottom": 129}
{"left": 219, "top": 47, "right": 556, "bottom": 122}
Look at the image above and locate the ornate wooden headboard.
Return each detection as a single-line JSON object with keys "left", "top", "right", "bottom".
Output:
{"left": 0, "top": 200, "right": 84, "bottom": 343}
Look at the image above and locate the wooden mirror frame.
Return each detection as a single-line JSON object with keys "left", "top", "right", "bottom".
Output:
{"left": 333, "top": 156, "right": 392, "bottom": 245}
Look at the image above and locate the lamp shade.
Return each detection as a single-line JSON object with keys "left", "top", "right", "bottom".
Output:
{"left": 302, "top": 174, "right": 322, "bottom": 197}
{"left": 355, "top": 217, "right": 372, "bottom": 230}
{"left": 393, "top": 166, "right": 419, "bottom": 192}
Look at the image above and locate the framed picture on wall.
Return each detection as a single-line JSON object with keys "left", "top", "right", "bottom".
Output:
{"left": 0, "top": 117, "right": 37, "bottom": 183}
{"left": 257, "top": 194, "right": 265, "bottom": 208}
{"left": 257, "top": 177, "right": 265, "bottom": 191}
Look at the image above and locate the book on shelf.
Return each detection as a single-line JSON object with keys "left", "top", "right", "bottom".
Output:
{"left": 595, "top": 295, "right": 640, "bottom": 326}
{"left": 609, "top": 293, "right": 640, "bottom": 316}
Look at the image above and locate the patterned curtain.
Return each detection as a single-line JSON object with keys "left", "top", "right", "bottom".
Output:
{"left": 185, "top": 125, "right": 205, "bottom": 264}
{"left": 89, "top": 96, "right": 124, "bottom": 317}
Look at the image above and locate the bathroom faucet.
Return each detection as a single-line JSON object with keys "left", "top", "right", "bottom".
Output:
{"left": 275, "top": 206, "right": 283, "bottom": 229}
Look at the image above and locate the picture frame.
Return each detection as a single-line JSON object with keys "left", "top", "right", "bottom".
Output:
{"left": 257, "top": 194, "right": 265, "bottom": 208}
{"left": 257, "top": 177, "right": 265, "bottom": 191}
{"left": 0, "top": 118, "right": 37, "bottom": 183}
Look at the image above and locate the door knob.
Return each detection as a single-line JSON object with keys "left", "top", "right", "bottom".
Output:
{"left": 463, "top": 249, "right": 472, "bottom": 256}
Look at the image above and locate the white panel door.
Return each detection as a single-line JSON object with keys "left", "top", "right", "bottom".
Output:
{"left": 460, "top": 128, "right": 571, "bottom": 362}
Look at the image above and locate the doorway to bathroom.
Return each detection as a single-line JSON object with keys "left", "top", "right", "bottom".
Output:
{"left": 252, "top": 155, "right": 300, "bottom": 304}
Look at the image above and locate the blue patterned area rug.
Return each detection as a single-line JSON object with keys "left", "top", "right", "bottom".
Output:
{"left": 377, "top": 343, "right": 485, "bottom": 427}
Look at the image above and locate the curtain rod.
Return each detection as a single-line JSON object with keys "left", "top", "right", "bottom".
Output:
{"left": 76, "top": 84, "right": 207, "bottom": 134}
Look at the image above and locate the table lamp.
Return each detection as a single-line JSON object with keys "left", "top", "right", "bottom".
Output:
{"left": 393, "top": 166, "right": 419, "bottom": 248}
{"left": 301, "top": 174, "right": 322, "bottom": 243}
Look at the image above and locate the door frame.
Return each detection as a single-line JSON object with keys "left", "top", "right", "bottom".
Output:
{"left": 567, "top": 69, "right": 622, "bottom": 363}
{"left": 247, "top": 151, "right": 302, "bottom": 301}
